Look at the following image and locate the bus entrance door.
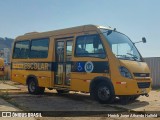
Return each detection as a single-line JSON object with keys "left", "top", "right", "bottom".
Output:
{"left": 54, "top": 39, "right": 73, "bottom": 87}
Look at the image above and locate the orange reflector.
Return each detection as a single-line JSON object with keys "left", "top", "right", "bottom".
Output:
{"left": 116, "top": 82, "right": 126, "bottom": 84}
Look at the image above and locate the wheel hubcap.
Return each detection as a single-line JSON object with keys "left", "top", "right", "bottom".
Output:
{"left": 29, "top": 81, "right": 36, "bottom": 92}
{"left": 98, "top": 86, "right": 110, "bottom": 101}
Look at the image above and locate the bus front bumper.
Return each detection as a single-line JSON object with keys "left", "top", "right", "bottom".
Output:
{"left": 113, "top": 80, "right": 152, "bottom": 96}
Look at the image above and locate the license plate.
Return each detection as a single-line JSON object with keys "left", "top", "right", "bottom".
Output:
{"left": 141, "top": 88, "right": 147, "bottom": 94}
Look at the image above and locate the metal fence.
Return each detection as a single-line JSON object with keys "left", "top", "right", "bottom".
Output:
{"left": 144, "top": 57, "right": 160, "bottom": 88}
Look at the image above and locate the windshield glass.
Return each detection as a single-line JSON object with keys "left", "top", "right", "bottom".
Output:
{"left": 100, "top": 29, "right": 143, "bottom": 61}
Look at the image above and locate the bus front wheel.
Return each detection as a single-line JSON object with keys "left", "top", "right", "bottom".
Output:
{"left": 94, "top": 82, "right": 115, "bottom": 104}
{"left": 28, "top": 78, "right": 45, "bottom": 95}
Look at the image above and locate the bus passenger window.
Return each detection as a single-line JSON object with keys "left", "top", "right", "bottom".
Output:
{"left": 13, "top": 41, "right": 30, "bottom": 59}
{"left": 30, "top": 38, "right": 49, "bottom": 58}
{"left": 75, "top": 34, "right": 106, "bottom": 58}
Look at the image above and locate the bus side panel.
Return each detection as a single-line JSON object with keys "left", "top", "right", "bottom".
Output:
{"left": 11, "top": 70, "right": 26, "bottom": 84}
{"left": 33, "top": 71, "right": 52, "bottom": 88}
{"left": 11, "top": 70, "right": 53, "bottom": 88}
{"left": 70, "top": 73, "right": 110, "bottom": 92}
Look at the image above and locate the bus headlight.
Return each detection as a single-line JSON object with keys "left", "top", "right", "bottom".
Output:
{"left": 119, "top": 66, "right": 132, "bottom": 79}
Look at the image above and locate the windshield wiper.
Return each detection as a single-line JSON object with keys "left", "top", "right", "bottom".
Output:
{"left": 116, "top": 55, "right": 130, "bottom": 60}
{"left": 126, "top": 53, "right": 138, "bottom": 61}
{"left": 116, "top": 55, "right": 126, "bottom": 57}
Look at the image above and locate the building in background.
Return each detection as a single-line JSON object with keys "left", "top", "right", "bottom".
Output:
{"left": 0, "top": 48, "right": 10, "bottom": 64}
{"left": 144, "top": 57, "right": 160, "bottom": 88}
{"left": 0, "top": 37, "right": 13, "bottom": 80}
{"left": 0, "top": 49, "right": 4, "bottom": 58}
{"left": 4, "top": 48, "right": 10, "bottom": 64}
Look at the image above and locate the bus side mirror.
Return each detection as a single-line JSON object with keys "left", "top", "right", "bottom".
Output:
{"left": 134, "top": 37, "right": 147, "bottom": 44}
{"left": 142, "top": 37, "right": 147, "bottom": 43}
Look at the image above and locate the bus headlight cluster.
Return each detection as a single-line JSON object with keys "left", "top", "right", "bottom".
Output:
{"left": 119, "top": 66, "right": 132, "bottom": 79}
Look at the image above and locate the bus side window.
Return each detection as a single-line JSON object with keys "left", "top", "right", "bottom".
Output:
{"left": 75, "top": 34, "right": 106, "bottom": 58}
{"left": 30, "top": 38, "right": 49, "bottom": 58}
{"left": 13, "top": 41, "right": 30, "bottom": 59}
{"left": 13, "top": 48, "right": 20, "bottom": 58}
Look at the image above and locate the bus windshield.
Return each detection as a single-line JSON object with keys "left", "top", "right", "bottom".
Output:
{"left": 100, "top": 29, "right": 143, "bottom": 61}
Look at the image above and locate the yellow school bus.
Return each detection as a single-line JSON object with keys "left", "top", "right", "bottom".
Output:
{"left": 0, "top": 58, "right": 5, "bottom": 76}
{"left": 11, "top": 25, "right": 151, "bottom": 104}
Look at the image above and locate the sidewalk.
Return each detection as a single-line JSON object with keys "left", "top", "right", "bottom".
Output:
{"left": 0, "top": 82, "right": 20, "bottom": 90}
{"left": 0, "top": 82, "right": 35, "bottom": 120}
{"left": 0, "top": 97, "right": 36, "bottom": 120}
{"left": 0, "top": 98, "right": 20, "bottom": 111}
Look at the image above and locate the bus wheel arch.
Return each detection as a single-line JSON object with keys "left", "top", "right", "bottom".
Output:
{"left": 89, "top": 76, "right": 115, "bottom": 104}
{"left": 26, "top": 75, "right": 45, "bottom": 95}
{"left": 26, "top": 75, "right": 38, "bottom": 85}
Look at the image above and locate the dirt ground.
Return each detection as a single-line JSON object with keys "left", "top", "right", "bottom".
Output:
{"left": 0, "top": 81, "right": 159, "bottom": 120}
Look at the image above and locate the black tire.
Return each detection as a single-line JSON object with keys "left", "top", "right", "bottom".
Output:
{"left": 92, "top": 81, "right": 115, "bottom": 104}
{"left": 56, "top": 90, "right": 69, "bottom": 94}
{"left": 28, "top": 78, "right": 45, "bottom": 95}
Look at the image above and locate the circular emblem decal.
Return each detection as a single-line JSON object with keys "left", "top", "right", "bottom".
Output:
{"left": 85, "top": 62, "right": 94, "bottom": 73}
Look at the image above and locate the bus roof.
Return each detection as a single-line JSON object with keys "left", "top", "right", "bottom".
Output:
{"left": 16, "top": 24, "right": 113, "bottom": 40}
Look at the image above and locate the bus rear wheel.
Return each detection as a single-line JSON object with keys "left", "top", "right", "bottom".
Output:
{"left": 94, "top": 82, "right": 114, "bottom": 104}
{"left": 28, "top": 78, "right": 45, "bottom": 95}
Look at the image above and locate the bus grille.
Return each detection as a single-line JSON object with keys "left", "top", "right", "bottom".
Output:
{"left": 134, "top": 73, "right": 150, "bottom": 77}
{"left": 137, "top": 82, "right": 150, "bottom": 88}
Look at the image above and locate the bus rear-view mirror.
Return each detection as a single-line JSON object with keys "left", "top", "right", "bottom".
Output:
{"left": 142, "top": 37, "right": 147, "bottom": 43}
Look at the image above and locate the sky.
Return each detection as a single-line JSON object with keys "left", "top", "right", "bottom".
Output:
{"left": 0, "top": 0, "right": 159, "bottom": 57}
